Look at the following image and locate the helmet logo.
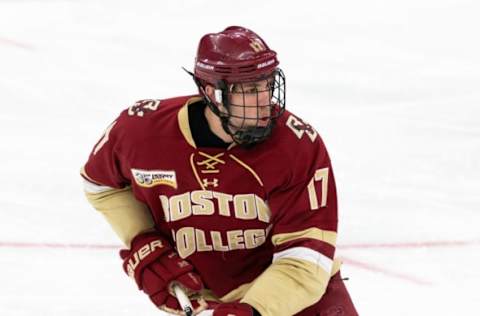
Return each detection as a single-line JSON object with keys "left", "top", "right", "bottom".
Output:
{"left": 257, "top": 59, "right": 275, "bottom": 69}
{"left": 249, "top": 39, "right": 266, "bottom": 53}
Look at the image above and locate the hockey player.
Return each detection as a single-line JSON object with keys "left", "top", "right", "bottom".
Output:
{"left": 82, "top": 26, "right": 358, "bottom": 316}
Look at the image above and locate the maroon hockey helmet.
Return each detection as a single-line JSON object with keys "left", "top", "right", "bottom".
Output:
{"left": 194, "top": 26, "right": 279, "bottom": 84}
{"left": 187, "top": 26, "right": 286, "bottom": 146}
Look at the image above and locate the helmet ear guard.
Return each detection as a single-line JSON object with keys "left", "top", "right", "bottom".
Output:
{"left": 214, "top": 89, "right": 223, "bottom": 104}
{"left": 182, "top": 66, "right": 223, "bottom": 106}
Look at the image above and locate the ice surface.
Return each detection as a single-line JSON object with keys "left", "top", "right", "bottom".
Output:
{"left": 1, "top": 0, "right": 479, "bottom": 315}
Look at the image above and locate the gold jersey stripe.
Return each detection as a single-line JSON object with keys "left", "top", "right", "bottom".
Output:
{"left": 190, "top": 153, "right": 207, "bottom": 190}
{"left": 229, "top": 154, "right": 264, "bottom": 187}
{"left": 220, "top": 281, "right": 254, "bottom": 302}
{"left": 214, "top": 257, "right": 342, "bottom": 305}
{"left": 272, "top": 227, "right": 337, "bottom": 247}
{"left": 241, "top": 257, "right": 331, "bottom": 316}
{"left": 177, "top": 96, "right": 204, "bottom": 148}
{"left": 84, "top": 186, "right": 155, "bottom": 247}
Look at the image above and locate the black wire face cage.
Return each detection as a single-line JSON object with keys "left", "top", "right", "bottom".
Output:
{"left": 215, "top": 68, "right": 286, "bottom": 146}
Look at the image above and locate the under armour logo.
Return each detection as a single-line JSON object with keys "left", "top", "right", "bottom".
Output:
{"left": 202, "top": 178, "right": 219, "bottom": 188}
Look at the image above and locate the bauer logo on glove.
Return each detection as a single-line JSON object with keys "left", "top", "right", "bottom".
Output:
{"left": 125, "top": 239, "right": 165, "bottom": 278}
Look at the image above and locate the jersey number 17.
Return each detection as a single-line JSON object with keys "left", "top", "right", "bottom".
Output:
{"left": 307, "top": 167, "right": 329, "bottom": 210}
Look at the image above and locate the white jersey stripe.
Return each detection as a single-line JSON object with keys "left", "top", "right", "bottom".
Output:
{"left": 83, "top": 179, "right": 115, "bottom": 193}
{"left": 273, "top": 246, "right": 333, "bottom": 273}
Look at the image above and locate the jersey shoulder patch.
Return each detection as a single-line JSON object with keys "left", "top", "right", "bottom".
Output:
{"left": 126, "top": 99, "right": 162, "bottom": 118}
{"left": 284, "top": 113, "right": 318, "bottom": 142}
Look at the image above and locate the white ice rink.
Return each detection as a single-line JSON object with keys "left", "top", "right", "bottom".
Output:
{"left": 1, "top": 0, "right": 479, "bottom": 315}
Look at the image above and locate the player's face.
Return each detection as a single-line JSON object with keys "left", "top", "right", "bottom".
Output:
{"left": 226, "top": 78, "right": 273, "bottom": 131}
{"left": 203, "top": 69, "right": 285, "bottom": 144}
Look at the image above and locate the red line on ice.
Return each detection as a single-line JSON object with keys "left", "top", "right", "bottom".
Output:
{"left": 339, "top": 240, "right": 480, "bottom": 249}
{"left": 340, "top": 256, "right": 433, "bottom": 286}
{"left": 0, "top": 243, "right": 434, "bottom": 285}
{"left": 1, "top": 239, "right": 479, "bottom": 250}
{"left": 0, "top": 37, "right": 34, "bottom": 50}
{"left": 0, "top": 241, "right": 119, "bottom": 250}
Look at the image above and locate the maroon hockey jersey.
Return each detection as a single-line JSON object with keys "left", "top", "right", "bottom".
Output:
{"left": 83, "top": 95, "right": 339, "bottom": 300}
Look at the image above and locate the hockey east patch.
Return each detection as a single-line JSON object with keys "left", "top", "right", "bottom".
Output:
{"left": 131, "top": 168, "right": 177, "bottom": 189}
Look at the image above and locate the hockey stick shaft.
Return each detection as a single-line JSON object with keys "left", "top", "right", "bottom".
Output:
{"left": 172, "top": 284, "right": 214, "bottom": 316}
{"left": 172, "top": 284, "right": 194, "bottom": 316}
